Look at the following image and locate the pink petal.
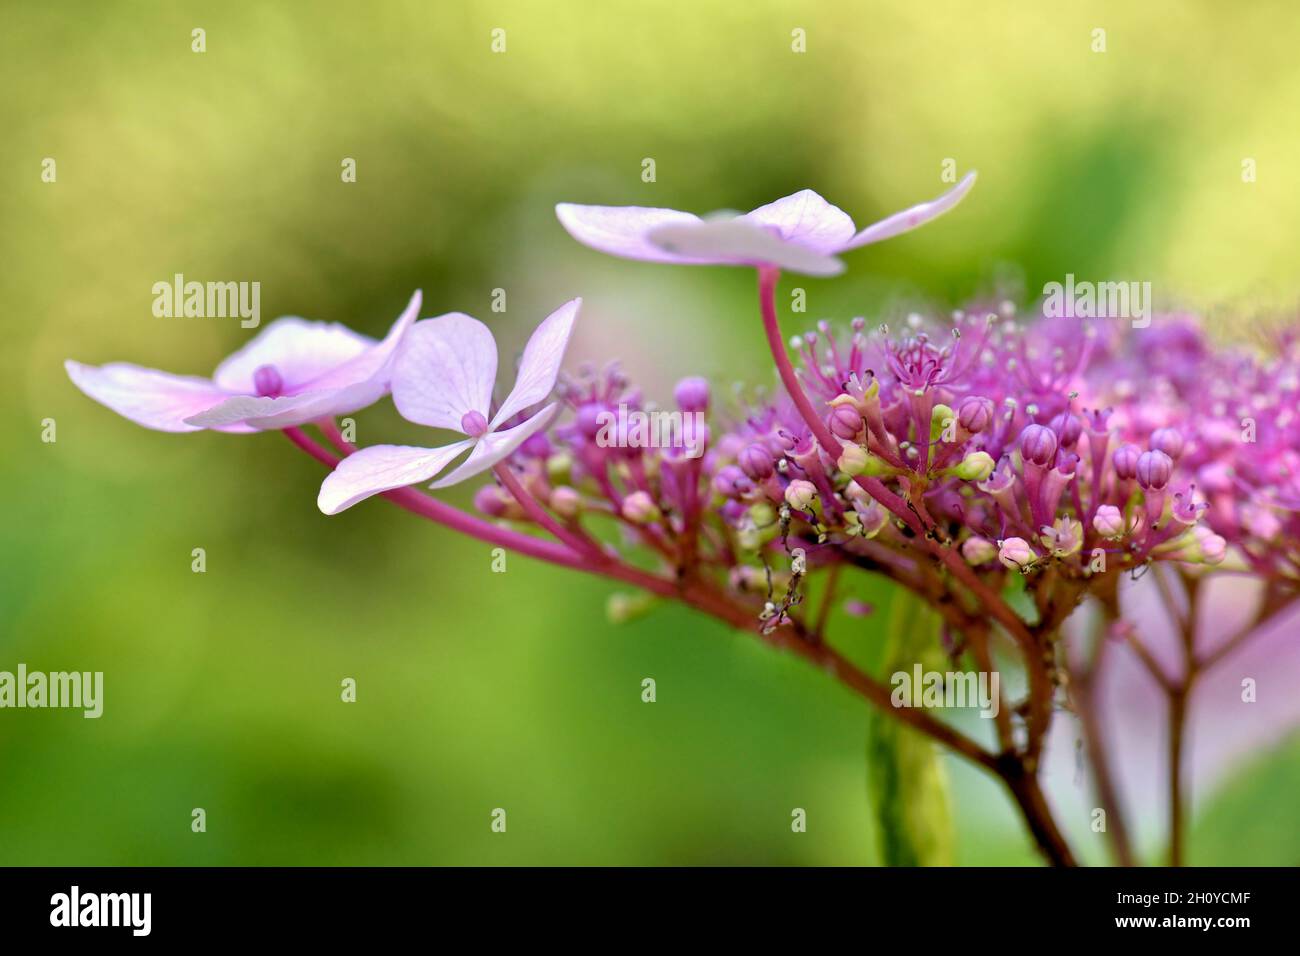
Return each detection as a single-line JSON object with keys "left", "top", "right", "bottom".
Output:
{"left": 647, "top": 218, "right": 845, "bottom": 276}
{"left": 555, "top": 203, "right": 713, "bottom": 264}
{"left": 297, "top": 289, "right": 422, "bottom": 392}
{"left": 212, "top": 318, "right": 377, "bottom": 394}
{"left": 191, "top": 292, "right": 425, "bottom": 430}
{"left": 317, "top": 439, "right": 475, "bottom": 515}
{"left": 491, "top": 299, "right": 580, "bottom": 429}
{"left": 392, "top": 313, "right": 498, "bottom": 431}
{"left": 430, "top": 403, "right": 560, "bottom": 488}
{"left": 742, "top": 189, "right": 856, "bottom": 254}
{"left": 841, "top": 171, "right": 977, "bottom": 251}
{"left": 65, "top": 360, "right": 249, "bottom": 433}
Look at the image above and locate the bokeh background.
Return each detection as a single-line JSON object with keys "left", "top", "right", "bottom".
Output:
{"left": 3, "top": 0, "right": 1298, "bottom": 864}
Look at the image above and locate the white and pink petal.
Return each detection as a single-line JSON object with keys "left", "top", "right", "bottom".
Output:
{"left": 646, "top": 217, "right": 844, "bottom": 276}
{"left": 841, "top": 172, "right": 977, "bottom": 251}
{"left": 491, "top": 298, "right": 580, "bottom": 429}
{"left": 555, "top": 204, "right": 714, "bottom": 264}
{"left": 211, "top": 318, "right": 376, "bottom": 394}
{"left": 317, "top": 440, "right": 475, "bottom": 515}
{"left": 65, "top": 360, "right": 249, "bottom": 433}
{"left": 742, "top": 189, "right": 856, "bottom": 254}
{"left": 392, "top": 313, "right": 498, "bottom": 431}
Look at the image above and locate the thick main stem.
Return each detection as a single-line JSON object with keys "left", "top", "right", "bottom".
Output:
{"left": 1167, "top": 687, "right": 1188, "bottom": 867}
{"left": 1001, "top": 757, "right": 1079, "bottom": 867}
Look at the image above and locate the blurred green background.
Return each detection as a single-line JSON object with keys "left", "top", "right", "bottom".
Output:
{"left": 2, "top": 0, "right": 1298, "bottom": 865}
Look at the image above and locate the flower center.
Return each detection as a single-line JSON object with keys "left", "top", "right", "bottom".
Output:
{"left": 460, "top": 410, "right": 489, "bottom": 437}
{"left": 252, "top": 364, "right": 284, "bottom": 397}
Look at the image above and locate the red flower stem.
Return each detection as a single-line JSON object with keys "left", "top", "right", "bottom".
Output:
{"left": 286, "top": 426, "right": 685, "bottom": 600}
{"left": 492, "top": 462, "right": 608, "bottom": 560}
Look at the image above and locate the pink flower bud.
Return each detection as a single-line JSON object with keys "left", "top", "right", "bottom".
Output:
{"left": 829, "top": 404, "right": 863, "bottom": 440}
{"left": 957, "top": 396, "right": 994, "bottom": 434}
{"left": 1019, "top": 424, "right": 1058, "bottom": 467}
{"left": 1049, "top": 411, "right": 1083, "bottom": 448}
{"left": 1135, "top": 450, "right": 1172, "bottom": 490}
{"left": 674, "top": 377, "right": 710, "bottom": 413}
{"left": 998, "top": 537, "right": 1036, "bottom": 570}
{"left": 1113, "top": 443, "right": 1141, "bottom": 480}
{"left": 739, "top": 443, "right": 775, "bottom": 480}
{"left": 621, "top": 490, "right": 660, "bottom": 524}
{"left": 1092, "top": 504, "right": 1125, "bottom": 538}
{"left": 1150, "top": 427, "right": 1184, "bottom": 460}
{"left": 550, "top": 486, "right": 581, "bottom": 518}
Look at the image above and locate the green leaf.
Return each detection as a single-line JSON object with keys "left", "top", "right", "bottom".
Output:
{"left": 865, "top": 592, "right": 955, "bottom": 866}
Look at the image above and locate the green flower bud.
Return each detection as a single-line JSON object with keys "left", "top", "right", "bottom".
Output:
{"left": 930, "top": 404, "right": 955, "bottom": 443}
{"left": 837, "top": 443, "right": 870, "bottom": 475}
{"left": 953, "top": 450, "right": 995, "bottom": 481}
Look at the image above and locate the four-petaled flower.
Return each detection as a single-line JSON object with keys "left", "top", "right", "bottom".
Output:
{"left": 66, "top": 292, "right": 423, "bottom": 432}
{"left": 317, "top": 299, "right": 580, "bottom": 514}
{"left": 555, "top": 173, "right": 976, "bottom": 277}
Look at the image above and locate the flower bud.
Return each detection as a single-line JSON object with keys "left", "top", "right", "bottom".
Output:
{"left": 1019, "top": 424, "right": 1058, "bottom": 467}
{"left": 837, "top": 443, "right": 870, "bottom": 476}
{"left": 929, "top": 403, "right": 955, "bottom": 442}
{"left": 550, "top": 486, "right": 581, "bottom": 518}
{"left": 784, "top": 479, "right": 817, "bottom": 511}
{"left": 712, "top": 465, "right": 753, "bottom": 498}
{"left": 829, "top": 404, "right": 864, "bottom": 440}
{"left": 621, "top": 491, "right": 661, "bottom": 524}
{"left": 1196, "top": 526, "right": 1227, "bottom": 564}
{"left": 546, "top": 450, "right": 573, "bottom": 485}
{"left": 1092, "top": 504, "right": 1125, "bottom": 538}
{"left": 998, "top": 537, "right": 1036, "bottom": 570}
{"left": 961, "top": 536, "right": 998, "bottom": 564}
{"left": 738, "top": 443, "right": 775, "bottom": 481}
{"left": 1135, "top": 449, "right": 1172, "bottom": 490}
{"left": 474, "top": 484, "right": 510, "bottom": 518}
{"left": 957, "top": 396, "right": 994, "bottom": 434}
{"left": 953, "top": 450, "right": 995, "bottom": 481}
{"left": 674, "top": 376, "right": 710, "bottom": 413}
{"left": 1049, "top": 411, "right": 1083, "bottom": 448}
{"left": 1113, "top": 443, "right": 1141, "bottom": 480}
{"left": 1150, "top": 427, "right": 1184, "bottom": 460}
